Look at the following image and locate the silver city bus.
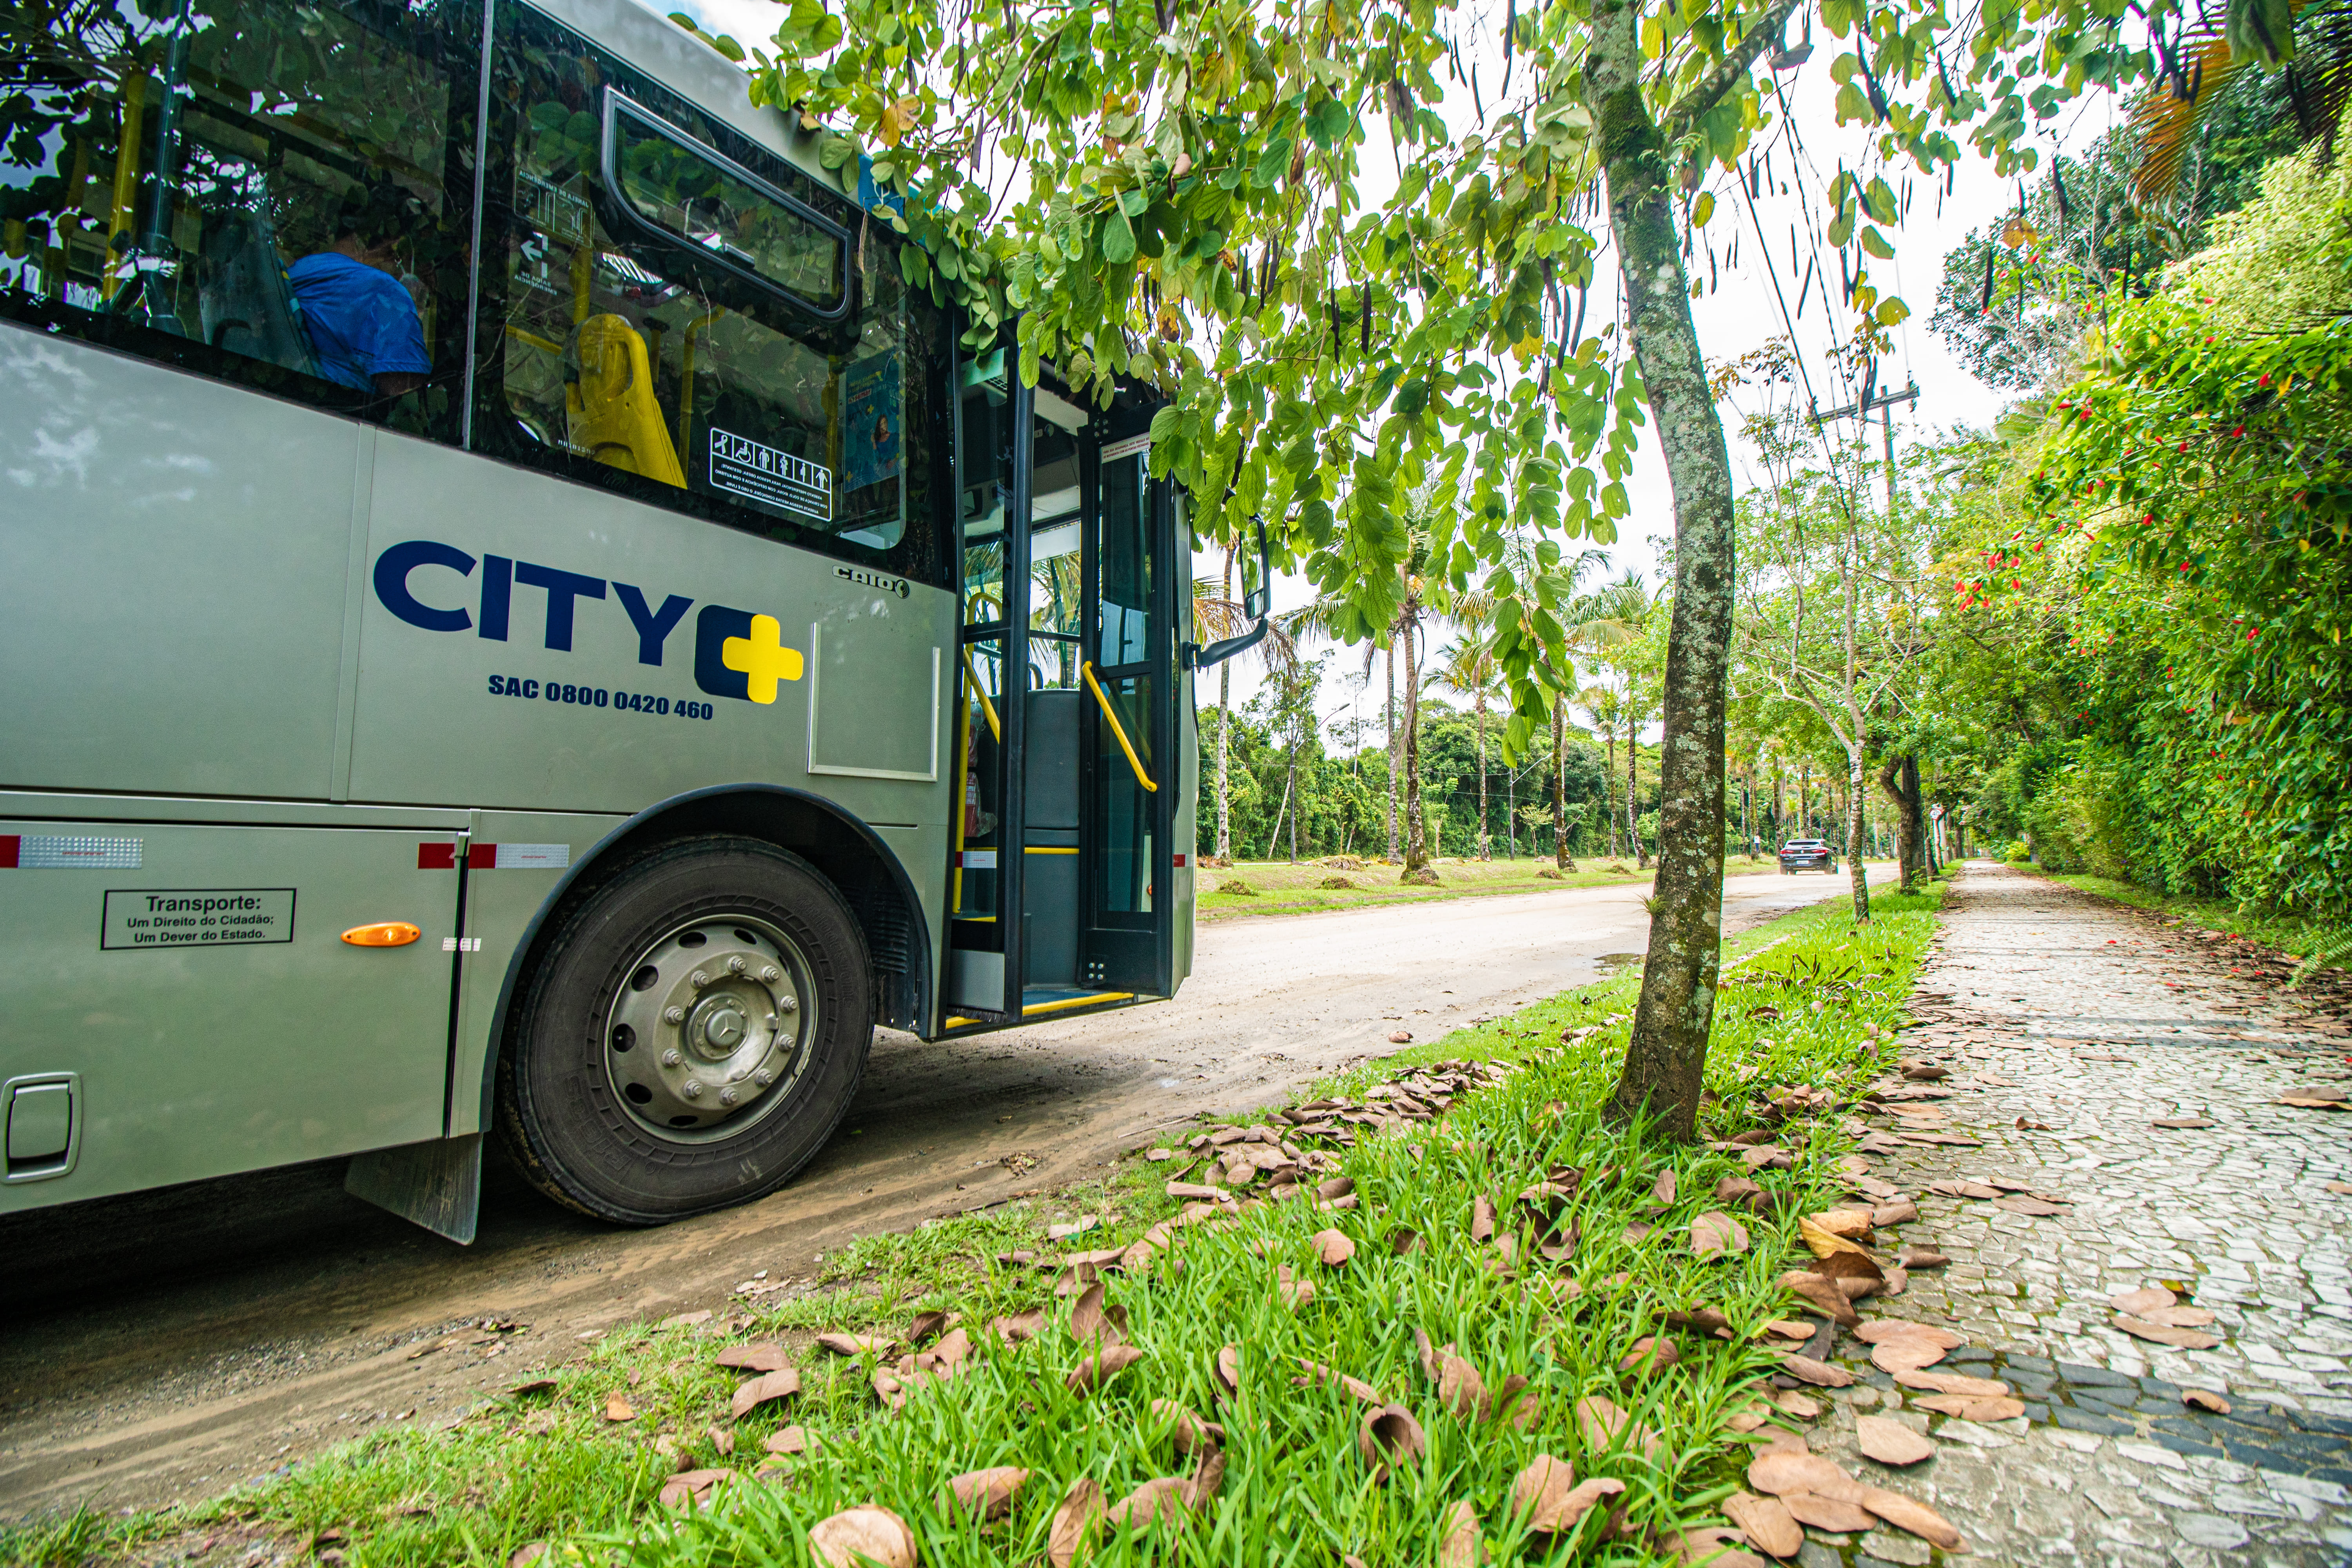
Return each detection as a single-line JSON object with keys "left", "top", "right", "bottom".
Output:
{"left": 0, "top": 0, "right": 1265, "bottom": 1240}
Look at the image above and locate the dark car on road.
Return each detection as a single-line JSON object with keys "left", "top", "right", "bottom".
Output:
{"left": 1779, "top": 838, "right": 1838, "bottom": 874}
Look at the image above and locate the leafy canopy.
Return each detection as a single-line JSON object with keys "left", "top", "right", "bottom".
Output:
{"left": 680, "top": 0, "right": 2254, "bottom": 750}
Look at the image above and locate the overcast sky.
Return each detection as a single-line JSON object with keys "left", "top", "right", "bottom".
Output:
{"left": 643, "top": 0, "right": 2115, "bottom": 746}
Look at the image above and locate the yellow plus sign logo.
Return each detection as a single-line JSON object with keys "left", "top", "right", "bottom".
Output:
{"left": 720, "top": 614, "right": 804, "bottom": 704}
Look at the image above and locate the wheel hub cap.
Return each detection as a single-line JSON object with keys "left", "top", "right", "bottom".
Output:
{"left": 603, "top": 916, "right": 815, "bottom": 1142}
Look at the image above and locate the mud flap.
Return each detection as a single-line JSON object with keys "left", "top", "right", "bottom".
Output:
{"left": 345, "top": 1133, "right": 483, "bottom": 1244}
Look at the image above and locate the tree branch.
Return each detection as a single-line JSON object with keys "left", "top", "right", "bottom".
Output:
{"left": 1666, "top": 0, "right": 1806, "bottom": 140}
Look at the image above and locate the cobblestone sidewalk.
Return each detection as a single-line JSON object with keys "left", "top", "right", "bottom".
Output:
{"left": 1781, "top": 862, "right": 2352, "bottom": 1568}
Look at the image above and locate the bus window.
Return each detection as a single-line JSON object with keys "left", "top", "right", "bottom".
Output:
{"left": 0, "top": 0, "right": 466, "bottom": 437}
{"left": 482, "top": 5, "right": 930, "bottom": 580}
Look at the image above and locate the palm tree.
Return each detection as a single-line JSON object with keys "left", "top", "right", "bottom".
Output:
{"left": 1578, "top": 682, "right": 1628, "bottom": 859}
{"left": 1192, "top": 554, "right": 1295, "bottom": 864}
{"left": 1427, "top": 631, "right": 1503, "bottom": 859}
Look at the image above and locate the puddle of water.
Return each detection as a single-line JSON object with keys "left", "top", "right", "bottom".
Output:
{"left": 1595, "top": 952, "right": 1645, "bottom": 972}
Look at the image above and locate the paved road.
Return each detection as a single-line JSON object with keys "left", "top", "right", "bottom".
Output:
{"left": 0, "top": 865, "right": 1874, "bottom": 1518}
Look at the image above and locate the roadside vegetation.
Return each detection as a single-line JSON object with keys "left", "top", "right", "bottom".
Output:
{"left": 1198, "top": 855, "right": 1782, "bottom": 923}
{"left": 7, "top": 880, "right": 1949, "bottom": 1568}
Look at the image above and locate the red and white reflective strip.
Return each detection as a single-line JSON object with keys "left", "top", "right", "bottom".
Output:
{"left": 1173, "top": 853, "right": 1187, "bottom": 867}
{"left": 417, "top": 842, "right": 570, "bottom": 870}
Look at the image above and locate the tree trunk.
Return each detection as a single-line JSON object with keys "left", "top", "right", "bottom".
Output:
{"left": 1771, "top": 763, "right": 1784, "bottom": 848}
{"left": 1845, "top": 749, "right": 1871, "bottom": 919}
{"left": 1401, "top": 617, "right": 1432, "bottom": 878}
{"left": 1214, "top": 550, "right": 1233, "bottom": 862}
{"left": 1474, "top": 691, "right": 1491, "bottom": 860}
{"left": 1384, "top": 633, "right": 1398, "bottom": 861}
{"left": 1593, "top": 0, "right": 1735, "bottom": 1139}
{"left": 1551, "top": 697, "right": 1573, "bottom": 871}
{"left": 1626, "top": 726, "right": 1647, "bottom": 869}
{"left": 1601, "top": 730, "right": 1620, "bottom": 858}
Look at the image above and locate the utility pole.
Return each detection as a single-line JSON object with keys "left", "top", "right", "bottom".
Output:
{"left": 1810, "top": 372, "right": 1918, "bottom": 516}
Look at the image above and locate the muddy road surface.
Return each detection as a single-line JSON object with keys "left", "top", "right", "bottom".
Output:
{"left": 0, "top": 867, "right": 1870, "bottom": 1518}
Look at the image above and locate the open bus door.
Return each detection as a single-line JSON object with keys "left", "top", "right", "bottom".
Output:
{"left": 946, "top": 354, "right": 1178, "bottom": 1026}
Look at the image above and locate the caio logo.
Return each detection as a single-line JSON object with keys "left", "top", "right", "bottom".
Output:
{"left": 372, "top": 540, "right": 803, "bottom": 704}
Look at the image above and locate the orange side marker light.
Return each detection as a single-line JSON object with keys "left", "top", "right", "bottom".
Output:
{"left": 342, "top": 922, "right": 422, "bottom": 947}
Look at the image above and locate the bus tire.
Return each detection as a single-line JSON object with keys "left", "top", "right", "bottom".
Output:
{"left": 497, "top": 835, "right": 873, "bottom": 1225}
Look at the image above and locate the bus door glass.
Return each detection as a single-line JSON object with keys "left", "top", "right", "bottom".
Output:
{"left": 946, "top": 356, "right": 1173, "bottom": 1020}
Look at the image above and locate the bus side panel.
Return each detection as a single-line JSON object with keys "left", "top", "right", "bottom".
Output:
{"left": 445, "top": 808, "right": 624, "bottom": 1138}
{"left": 0, "top": 329, "right": 359, "bottom": 800}
{"left": 347, "top": 430, "right": 958, "bottom": 829}
{"left": 0, "top": 819, "right": 459, "bottom": 1207}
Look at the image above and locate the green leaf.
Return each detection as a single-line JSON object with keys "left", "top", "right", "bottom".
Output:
{"left": 1860, "top": 225, "right": 1894, "bottom": 260}
{"left": 1252, "top": 136, "right": 1293, "bottom": 188}
{"left": 1692, "top": 192, "right": 1716, "bottom": 229}
{"left": 1101, "top": 206, "right": 1137, "bottom": 264}
{"left": 1306, "top": 96, "right": 1354, "bottom": 152}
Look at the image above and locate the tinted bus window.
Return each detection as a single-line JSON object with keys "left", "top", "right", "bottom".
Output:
{"left": 481, "top": 5, "right": 940, "bottom": 584}
{"left": 0, "top": 0, "right": 468, "bottom": 439}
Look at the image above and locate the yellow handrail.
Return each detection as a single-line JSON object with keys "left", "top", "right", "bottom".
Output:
{"left": 959, "top": 644, "right": 1001, "bottom": 742}
{"left": 1082, "top": 662, "right": 1157, "bottom": 793}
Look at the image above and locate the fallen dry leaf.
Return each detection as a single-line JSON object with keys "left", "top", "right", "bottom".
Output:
{"left": 1574, "top": 1394, "right": 1657, "bottom": 1455}
{"left": 1753, "top": 1428, "right": 1808, "bottom": 1458}
{"left": 1296, "top": 1359, "right": 1383, "bottom": 1405}
{"left": 1777, "top": 1271, "right": 1861, "bottom": 1326}
{"left": 2109, "top": 1285, "right": 2176, "bottom": 1315}
{"left": 1182, "top": 1447, "right": 1226, "bottom": 1510}
{"left": 1868, "top": 1339, "right": 1947, "bottom": 1375}
{"left": 1313, "top": 1228, "right": 1357, "bottom": 1267}
{"left": 1105, "top": 1477, "right": 1187, "bottom": 1533}
{"left": 1893, "top": 1368, "right": 2010, "bottom": 1397}
{"left": 730, "top": 1368, "right": 802, "bottom": 1421}
{"left": 507, "top": 1377, "right": 558, "bottom": 1398}
{"left": 715, "top": 1342, "right": 791, "bottom": 1374}
{"left": 1047, "top": 1477, "right": 1105, "bottom": 1568}
{"left": 1357, "top": 1404, "right": 1427, "bottom": 1476}
{"left": 1690, "top": 1211, "right": 1751, "bottom": 1259}
{"left": 1722, "top": 1491, "right": 1803, "bottom": 1559}
{"left": 1777, "top": 1353, "right": 1854, "bottom": 1388}
{"left": 1908, "top": 1392, "right": 2025, "bottom": 1421}
{"left": 1669, "top": 1527, "right": 1768, "bottom": 1568}
{"left": 986, "top": 1308, "right": 1045, "bottom": 1346}
{"left": 762, "top": 1425, "right": 814, "bottom": 1456}
{"left": 1745, "top": 1450, "right": 1855, "bottom": 1497}
{"left": 1762, "top": 1320, "right": 1815, "bottom": 1341}
{"left": 1151, "top": 1399, "right": 1226, "bottom": 1454}
{"left": 2140, "top": 1304, "right": 2218, "bottom": 1328}
{"left": 2151, "top": 1116, "right": 2216, "bottom": 1129}
{"left": 947, "top": 1466, "right": 1029, "bottom": 1521}
{"left": 1782, "top": 1492, "right": 1877, "bottom": 1533}
{"left": 1808, "top": 1209, "right": 1873, "bottom": 1240}
{"left": 1992, "top": 1195, "right": 2067, "bottom": 1216}
{"left": 1439, "top": 1350, "right": 1490, "bottom": 1420}
{"left": 1651, "top": 1169, "right": 1678, "bottom": 1207}
{"left": 1438, "top": 1500, "right": 1481, "bottom": 1568}
{"left": 1214, "top": 1343, "right": 1240, "bottom": 1398}
{"left": 1773, "top": 1389, "right": 1821, "bottom": 1419}
{"left": 657, "top": 1468, "right": 730, "bottom": 1510}
{"left": 2114, "top": 1313, "right": 2221, "bottom": 1349}
{"left": 1070, "top": 1282, "right": 1127, "bottom": 1346}
{"left": 2183, "top": 1388, "right": 2232, "bottom": 1414}
{"left": 1715, "top": 1176, "right": 1765, "bottom": 1205}
{"left": 1853, "top": 1321, "right": 1962, "bottom": 1349}
{"left": 1510, "top": 1455, "right": 1622, "bottom": 1535}
{"left": 1066, "top": 1344, "right": 1147, "bottom": 1394}
{"left": 1899, "top": 1247, "right": 1949, "bottom": 1269}
{"left": 1855, "top": 1416, "right": 1935, "bottom": 1466}
{"left": 1859, "top": 1487, "right": 1967, "bottom": 1551}
{"left": 807, "top": 1505, "right": 916, "bottom": 1568}
{"left": 1470, "top": 1195, "right": 1497, "bottom": 1243}
{"left": 1619, "top": 1336, "right": 1679, "bottom": 1373}
{"left": 602, "top": 1394, "right": 636, "bottom": 1423}
{"left": 1389, "top": 1225, "right": 1424, "bottom": 1255}
{"left": 815, "top": 1333, "right": 890, "bottom": 1357}
{"left": 1389, "top": 1030, "right": 1413, "bottom": 1044}
{"left": 2279, "top": 1095, "right": 2349, "bottom": 1109}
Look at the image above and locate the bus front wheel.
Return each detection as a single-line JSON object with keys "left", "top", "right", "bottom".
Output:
{"left": 498, "top": 836, "right": 873, "bottom": 1225}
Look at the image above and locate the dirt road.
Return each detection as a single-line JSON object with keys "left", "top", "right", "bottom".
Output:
{"left": 0, "top": 866, "right": 1871, "bottom": 1519}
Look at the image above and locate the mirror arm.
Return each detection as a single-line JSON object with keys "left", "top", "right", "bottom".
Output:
{"left": 1189, "top": 517, "right": 1272, "bottom": 670}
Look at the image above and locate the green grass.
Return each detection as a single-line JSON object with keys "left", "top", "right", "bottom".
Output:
{"left": 2043, "top": 871, "right": 2352, "bottom": 975}
{"left": 5, "top": 879, "right": 1945, "bottom": 1568}
{"left": 1200, "top": 855, "right": 1784, "bottom": 922}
